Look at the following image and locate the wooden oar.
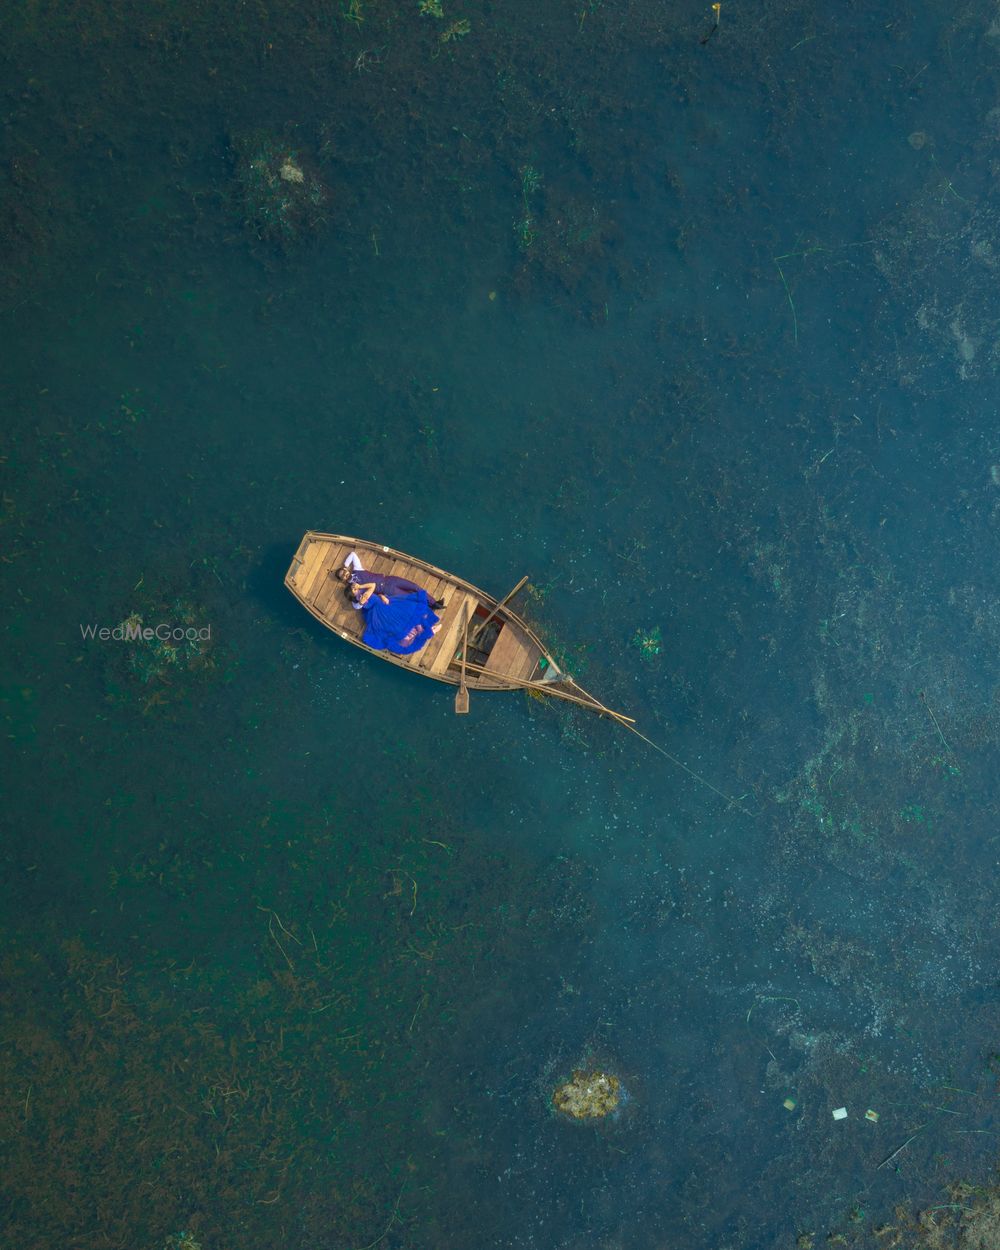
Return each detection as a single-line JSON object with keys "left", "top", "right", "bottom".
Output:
{"left": 470, "top": 575, "right": 529, "bottom": 645}
{"left": 454, "top": 606, "right": 470, "bottom": 715}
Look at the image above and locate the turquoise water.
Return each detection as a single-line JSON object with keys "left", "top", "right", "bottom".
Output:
{"left": 3, "top": 2, "right": 1000, "bottom": 1247}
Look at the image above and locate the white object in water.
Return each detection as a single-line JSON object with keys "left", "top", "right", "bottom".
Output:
{"left": 832, "top": 1107, "right": 848, "bottom": 1120}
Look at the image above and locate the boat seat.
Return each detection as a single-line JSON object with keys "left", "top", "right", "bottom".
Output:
{"left": 426, "top": 592, "right": 480, "bottom": 674}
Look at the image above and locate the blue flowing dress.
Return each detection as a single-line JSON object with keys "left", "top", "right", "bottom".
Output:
{"left": 361, "top": 589, "right": 440, "bottom": 656}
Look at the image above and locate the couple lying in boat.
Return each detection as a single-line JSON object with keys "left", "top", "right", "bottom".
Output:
{"left": 333, "top": 552, "right": 446, "bottom": 655}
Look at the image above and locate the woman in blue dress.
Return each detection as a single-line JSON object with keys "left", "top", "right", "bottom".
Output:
{"left": 356, "top": 586, "right": 441, "bottom": 655}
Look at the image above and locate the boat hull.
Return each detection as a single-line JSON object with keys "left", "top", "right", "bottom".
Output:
{"left": 284, "top": 532, "right": 561, "bottom": 690}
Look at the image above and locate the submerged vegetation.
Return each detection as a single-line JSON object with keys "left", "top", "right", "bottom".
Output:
{"left": 552, "top": 1068, "right": 622, "bottom": 1120}
{"left": 231, "top": 133, "right": 327, "bottom": 245}
{"left": 101, "top": 590, "right": 220, "bottom": 711}
{"left": 0, "top": 819, "right": 598, "bottom": 1247}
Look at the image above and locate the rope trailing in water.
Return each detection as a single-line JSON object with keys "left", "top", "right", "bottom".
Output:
{"left": 459, "top": 663, "right": 752, "bottom": 814}
{"left": 618, "top": 719, "right": 756, "bottom": 816}
{"left": 562, "top": 678, "right": 754, "bottom": 815}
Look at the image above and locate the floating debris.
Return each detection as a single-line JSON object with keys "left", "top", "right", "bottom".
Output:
{"left": 552, "top": 1069, "right": 621, "bottom": 1120}
{"left": 832, "top": 1106, "right": 848, "bottom": 1120}
{"left": 232, "top": 132, "right": 327, "bottom": 245}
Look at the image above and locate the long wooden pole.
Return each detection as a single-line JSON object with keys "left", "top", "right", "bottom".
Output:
{"left": 459, "top": 659, "right": 635, "bottom": 725}
{"left": 470, "top": 575, "right": 530, "bottom": 645}
{"left": 562, "top": 678, "right": 640, "bottom": 726}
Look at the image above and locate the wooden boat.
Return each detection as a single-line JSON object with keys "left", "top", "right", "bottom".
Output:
{"left": 284, "top": 531, "right": 630, "bottom": 720}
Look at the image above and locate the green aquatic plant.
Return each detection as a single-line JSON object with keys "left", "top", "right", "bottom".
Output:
{"left": 440, "top": 17, "right": 471, "bottom": 41}
{"left": 632, "top": 625, "right": 662, "bottom": 661}
{"left": 515, "top": 214, "right": 537, "bottom": 250}
{"left": 545, "top": 637, "right": 590, "bottom": 678}
{"left": 578, "top": 0, "right": 604, "bottom": 25}
{"left": 164, "top": 1234, "right": 201, "bottom": 1250}
{"left": 117, "top": 599, "right": 215, "bottom": 690}
{"left": 520, "top": 165, "right": 541, "bottom": 199}
{"left": 418, "top": 0, "right": 444, "bottom": 15}
{"left": 515, "top": 164, "right": 541, "bottom": 250}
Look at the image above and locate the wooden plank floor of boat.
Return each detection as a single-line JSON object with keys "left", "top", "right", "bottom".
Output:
{"left": 483, "top": 623, "right": 541, "bottom": 682}
{"left": 295, "top": 541, "right": 473, "bottom": 671}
